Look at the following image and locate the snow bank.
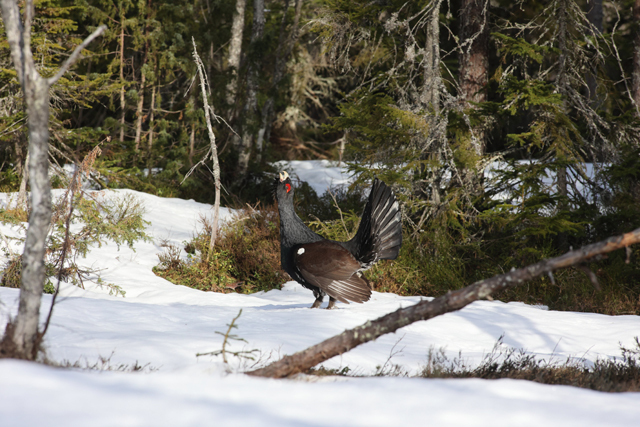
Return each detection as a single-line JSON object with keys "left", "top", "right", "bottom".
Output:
{"left": 1, "top": 167, "right": 639, "bottom": 426}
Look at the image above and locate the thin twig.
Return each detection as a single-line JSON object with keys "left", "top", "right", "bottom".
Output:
{"left": 47, "top": 25, "right": 107, "bottom": 86}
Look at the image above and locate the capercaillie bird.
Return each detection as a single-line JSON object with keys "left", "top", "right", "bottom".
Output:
{"left": 274, "top": 171, "right": 402, "bottom": 309}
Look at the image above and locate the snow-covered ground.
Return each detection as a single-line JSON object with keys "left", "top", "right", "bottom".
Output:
{"left": 273, "top": 159, "right": 354, "bottom": 195}
{"left": 1, "top": 163, "right": 639, "bottom": 427}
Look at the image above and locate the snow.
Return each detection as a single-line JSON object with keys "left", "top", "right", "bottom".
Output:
{"left": 1, "top": 164, "right": 639, "bottom": 426}
{"left": 273, "top": 160, "right": 354, "bottom": 195}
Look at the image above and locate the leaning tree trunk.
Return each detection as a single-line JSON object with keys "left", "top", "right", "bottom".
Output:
{"left": 192, "top": 38, "right": 222, "bottom": 257}
{"left": 0, "top": 0, "right": 105, "bottom": 360}
{"left": 248, "top": 227, "right": 640, "bottom": 378}
{"left": 632, "top": 0, "right": 640, "bottom": 116}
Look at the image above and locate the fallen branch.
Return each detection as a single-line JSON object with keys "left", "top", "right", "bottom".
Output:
{"left": 247, "top": 227, "right": 640, "bottom": 378}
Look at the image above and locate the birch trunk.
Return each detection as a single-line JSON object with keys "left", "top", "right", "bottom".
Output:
{"left": 0, "top": 0, "right": 104, "bottom": 359}
{"left": 235, "top": 0, "right": 264, "bottom": 177}
{"left": 119, "top": 15, "right": 126, "bottom": 143}
{"left": 16, "top": 151, "right": 29, "bottom": 210}
{"left": 226, "top": 0, "right": 247, "bottom": 106}
{"left": 135, "top": 4, "right": 151, "bottom": 152}
{"left": 147, "top": 85, "right": 156, "bottom": 151}
{"left": 134, "top": 72, "right": 146, "bottom": 151}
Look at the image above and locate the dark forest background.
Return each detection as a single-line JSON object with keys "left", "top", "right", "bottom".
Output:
{"left": 2, "top": 0, "right": 640, "bottom": 313}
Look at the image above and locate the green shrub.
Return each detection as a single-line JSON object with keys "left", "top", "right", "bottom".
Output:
{"left": 1, "top": 191, "right": 149, "bottom": 297}
{"left": 154, "top": 204, "right": 286, "bottom": 293}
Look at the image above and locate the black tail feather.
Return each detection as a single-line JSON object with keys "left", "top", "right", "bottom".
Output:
{"left": 347, "top": 179, "right": 402, "bottom": 269}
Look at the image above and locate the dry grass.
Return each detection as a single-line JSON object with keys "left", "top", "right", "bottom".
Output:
{"left": 418, "top": 337, "right": 640, "bottom": 393}
{"left": 154, "top": 204, "right": 287, "bottom": 293}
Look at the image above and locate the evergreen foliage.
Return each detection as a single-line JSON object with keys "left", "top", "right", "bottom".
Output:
{"left": 1, "top": 0, "right": 640, "bottom": 313}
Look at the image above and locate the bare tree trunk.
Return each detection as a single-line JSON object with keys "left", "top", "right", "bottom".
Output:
{"left": 147, "top": 85, "right": 156, "bottom": 151}
{"left": 586, "top": 0, "right": 603, "bottom": 108}
{"left": 458, "top": 0, "right": 488, "bottom": 156}
{"left": 134, "top": 72, "right": 146, "bottom": 151}
{"left": 226, "top": 0, "right": 247, "bottom": 107}
{"left": 235, "top": 0, "right": 265, "bottom": 177}
{"left": 192, "top": 38, "right": 221, "bottom": 257}
{"left": 119, "top": 18, "right": 126, "bottom": 143}
{"left": 0, "top": 0, "right": 105, "bottom": 360}
{"left": 632, "top": 0, "right": 640, "bottom": 116}
{"left": 16, "top": 151, "right": 29, "bottom": 210}
{"left": 247, "top": 226, "right": 640, "bottom": 378}
{"left": 256, "top": 0, "right": 303, "bottom": 165}
{"left": 556, "top": 0, "right": 570, "bottom": 251}
{"left": 11, "top": 77, "right": 51, "bottom": 360}
{"left": 422, "top": 0, "right": 443, "bottom": 113}
{"left": 135, "top": 7, "right": 150, "bottom": 152}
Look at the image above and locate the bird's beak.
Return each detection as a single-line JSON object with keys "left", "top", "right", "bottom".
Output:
{"left": 279, "top": 171, "right": 289, "bottom": 182}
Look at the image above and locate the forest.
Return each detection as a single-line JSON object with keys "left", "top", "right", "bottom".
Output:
{"left": 2, "top": 0, "right": 640, "bottom": 321}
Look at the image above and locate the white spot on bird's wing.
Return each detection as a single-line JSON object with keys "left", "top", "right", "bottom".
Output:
{"left": 297, "top": 248, "right": 305, "bottom": 255}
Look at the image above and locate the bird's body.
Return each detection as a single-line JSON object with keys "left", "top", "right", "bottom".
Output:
{"left": 275, "top": 171, "right": 402, "bottom": 309}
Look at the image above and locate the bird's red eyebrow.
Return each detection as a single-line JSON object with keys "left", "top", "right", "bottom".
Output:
{"left": 285, "top": 183, "right": 291, "bottom": 193}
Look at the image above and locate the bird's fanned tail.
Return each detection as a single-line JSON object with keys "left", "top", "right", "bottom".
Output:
{"left": 349, "top": 179, "right": 402, "bottom": 269}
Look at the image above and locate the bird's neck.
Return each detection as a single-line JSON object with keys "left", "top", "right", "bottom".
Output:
{"left": 277, "top": 199, "right": 321, "bottom": 247}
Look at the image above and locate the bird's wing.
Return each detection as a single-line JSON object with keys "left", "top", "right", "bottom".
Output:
{"left": 294, "top": 240, "right": 371, "bottom": 304}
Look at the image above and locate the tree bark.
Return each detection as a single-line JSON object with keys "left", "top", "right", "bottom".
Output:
{"left": 226, "top": 0, "right": 247, "bottom": 107}
{"left": 134, "top": 72, "right": 146, "bottom": 151}
{"left": 0, "top": 0, "right": 104, "bottom": 360}
{"left": 192, "top": 38, "right": 221, "bottom": 257}
{"left": 422, "top": 0, "right": 443, "bottom": 113}
{"left": 235, "top": 0, "right": 265, "bottom": 178}
{"left": 135, "top": 5, "right": 151, "bottom": 152}
{"left": 459, "top": 0, "right": 489, "bottom": 105}
{"left": 556, "top": 0, "right": 570, "bottom": 251}
{"left": 147, "top": 85, "right": 156, "bottom": 151}
{"left": 119, "top": 6, "right": 126, "bottom": 143}
{"left": 632, "top": 0, "right": 640, "bottom": 116}
{"left": 586, "top": 0, "right": 603, "bottom": 108}
{"left": 256, "top": 0, "right": 303, "bottom": 165}
{"left": 458, "top": 0, "right": 489, "bottom": 156}
{"left": 16, "top": 151, "right": 29, "bottom": 210}
{"left": 247, "top": 227, "right": 640, "bottom": 378}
